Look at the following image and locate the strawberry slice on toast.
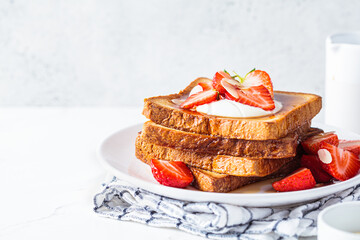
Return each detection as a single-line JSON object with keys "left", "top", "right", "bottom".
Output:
{"left": 180, "top": 89, "right": 218, "bottom": 109}
{"left": 272, "top": 167, "right": 316, "bottom": 192}
{"left": 237, "top": 85, "right": 275, "bottom": 111}
{"left": 212, "top": 71, "right": 232, "bottom": 94}
{"left": 198, "top": 81, "right": 214, "bottom": 91}
{"left": 150, "top": 159, "right": 194, "bottom": 188}
{"left": 182, "top": 68, "right": 275, "bottom": 111}
{"left": 224, "top": 84, "right": 275, "bottom": 111}
{"left": 318, "top": 142, "right": 360, "bottom": 181}
{"left": 243, "top": 70, "right": 274, "bottom": 97}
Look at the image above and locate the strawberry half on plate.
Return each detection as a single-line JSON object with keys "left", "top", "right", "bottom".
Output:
{"left": 301, "top": 154, "right": 333, "bottom": 183}
{"left": 272, "top": 167, "right": 316, "bottom": 192}
{"left": 302, "top": 132, "right": 339, "bottom": 155}
{"left": 318, "top": 142, "right": 360, "bottom": 181}
{"left": 150, "top": 159, "right": 194, "bottom": 188}
{"left": 339, "top": 140, "right": 360, "bottom": 157}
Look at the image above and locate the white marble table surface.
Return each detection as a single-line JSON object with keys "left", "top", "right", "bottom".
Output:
{"left": 0, "top": 107, "right": 207, "bottom": 240}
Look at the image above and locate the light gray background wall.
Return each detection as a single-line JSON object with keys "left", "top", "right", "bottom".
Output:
{"left": 1, "top": 0, "right": 359, "bottom": 111}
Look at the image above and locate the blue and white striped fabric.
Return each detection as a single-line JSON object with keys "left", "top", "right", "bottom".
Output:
{"left": 93, "top": 178, "right": 360, "bottom": 240}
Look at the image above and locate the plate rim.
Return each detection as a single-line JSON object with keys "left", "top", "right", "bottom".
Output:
{"left": 97, "top": 122, "right": 360, "bottom": 206}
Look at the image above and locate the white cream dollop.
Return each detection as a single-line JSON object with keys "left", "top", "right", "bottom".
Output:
{"left": 195, "top": 99, "right": 282, "bottom": 118}
{"left": 174, "top": 85, "right": 283, "bottom": 118}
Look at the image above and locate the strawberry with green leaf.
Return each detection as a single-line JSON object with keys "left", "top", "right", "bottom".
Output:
{"left": 181, "top": 68, "right": 276, "bottom": 111}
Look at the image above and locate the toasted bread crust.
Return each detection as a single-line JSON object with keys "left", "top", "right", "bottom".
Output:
{"left": 140, "top": 121, "right": 322, "bottom": 159}
{"left": 143, "top": 78, "right": 322, "bottom": 140}
{"left": 190, "top": 159, "right": 300, "bottom": 192}
{"left": 190, "top": 168, "right": 261, "bottom": 192}
{"left": 135, "top": 134, "right": 294, "bottom": 177}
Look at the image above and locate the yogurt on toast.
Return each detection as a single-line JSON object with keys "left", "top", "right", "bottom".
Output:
{"left": 187, "top": 85, "right": 282, "bottom": 118}
{"left": 196, "top": 99, "right": 282, "bottom": 118}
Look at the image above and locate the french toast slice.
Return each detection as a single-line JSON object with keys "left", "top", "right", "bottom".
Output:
{"left": 141, "top": 121, "right": 323, "bottom": 159}
{"left": 190, "top": 159, "right": 300, "bottom": 192}
{"left": 135, "top": 134, "right": 294, "bottom": 177}
{"left": 143, "top": 78, "right": 322, "bottom": 140}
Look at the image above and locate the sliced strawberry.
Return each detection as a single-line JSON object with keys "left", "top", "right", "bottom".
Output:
{"left": 150, "top": 159, "right": 194, "bottom": 188}
{"left": 301, "top": 132, "right": 339, "bottom": 155}
{"left": 339, "top": 140, "right": 360, "bottom": 157}
{"left": 318, "top": 142, "right": 360, "bottom": 181}
{"left": 226, "top": 85, "right": 275, "bottom": 111}
{"left": 212, "top": 71, "right": 233, "bottom": 94}
{"left": 243, "top": 70, "right": 274, "bottom": 97}
{"left": 301, "top": 155, "right": 333, "bottom": 183}
{"left": 221, "top": 78, "right": 240, "bottom": 99}
{"left": 272, "top": 167, "right": 316, "bottom": 192}
{"left": 198, "top": 81, "right": 214, "bottom": 91}
{"left": 180, "top": 89, "right": 218, "bottom": 109}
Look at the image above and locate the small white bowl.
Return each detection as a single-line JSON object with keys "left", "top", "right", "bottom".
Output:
{"left": 318, "top": 201, "right": 360, "bottom": 240}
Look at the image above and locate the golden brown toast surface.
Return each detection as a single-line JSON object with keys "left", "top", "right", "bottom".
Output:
{"left": 190, "top": 159, "right": 300, "bottom": 192}
{"left": 141, "top": 121, "right": 324, "bottom": 159}
{"left": 135, "top": 133, "right": 294, "bottom": 177}
{"left": 143, "top": 78, "right": 322, "bottom": 140}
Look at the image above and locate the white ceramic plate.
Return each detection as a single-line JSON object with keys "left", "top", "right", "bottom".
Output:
{"left": 97, "top": 122, "right": 360, "bottom": 207}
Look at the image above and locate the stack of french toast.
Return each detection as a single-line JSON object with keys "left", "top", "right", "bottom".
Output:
{"left": 135, "top": 69, "right": 324, "bottom": 192}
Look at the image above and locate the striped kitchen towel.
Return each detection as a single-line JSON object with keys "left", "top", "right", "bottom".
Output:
{"left": 93, "top": 178, "right": 360, "bottom": 240}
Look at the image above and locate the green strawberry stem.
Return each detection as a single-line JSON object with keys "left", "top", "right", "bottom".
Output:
{"left": 244, "top": 68, "right": 256, "bottom": 78}
{"left": 224, "top": 68, "right": 256, "bottom": 84}
{"left": 232, "top": 70, "right": 244, "bottom": 83}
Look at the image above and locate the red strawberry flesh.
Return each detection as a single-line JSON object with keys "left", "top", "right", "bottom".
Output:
{"left": 212, "top": 71, "right": 232, "bottom": 94}
{"left": 150, "top": 159, "right": 194, "bottom": 188}
{"left": 301, "top": 132, "right": 339, "bottom": 155}
{"left": 272, "top": 167, "right": 316, "bottom": 192}
{"left": 180, "top": 89, "right": 218, "bottom": 109}
{"left": 244, "top": 70, "right": 274, "bottom": 97}
{"left": 300, "top": 154, "right": 333, "bottom": 183}
{"left": 318, "top": 142, "right": 360, "bottom": 181}
{"left": 339, "top": 140, "right": 360, "bottom": 157}
{"left": 198, "top": 81, "right": 214, "bottom": 91}
{"left": 231, "top": 85, "right": 275, "bottom": 111}
{"left": 221, "top": 79, "right": 240, "bottom": 99}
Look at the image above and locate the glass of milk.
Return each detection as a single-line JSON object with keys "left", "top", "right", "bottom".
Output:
{"left": 326, "top": 32, "right": 360, "bottom": 134}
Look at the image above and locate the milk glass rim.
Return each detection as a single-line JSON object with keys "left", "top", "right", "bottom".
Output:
{"left": 327, "top": 32, "right": 360, "bottom": 45}
{"left": 318, "top": 201, "right": 360, "bottom": 236}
